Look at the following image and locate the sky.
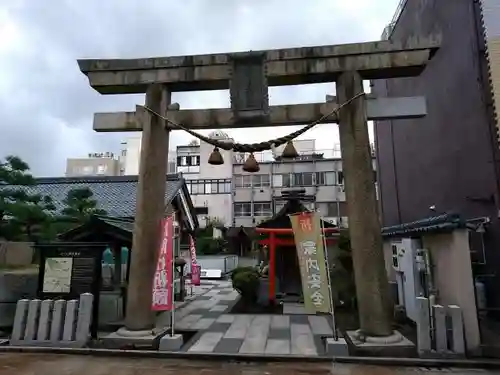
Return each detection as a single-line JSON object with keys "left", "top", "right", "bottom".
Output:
{"left": 0, "top": 0, "right": 401, "bottom": 177}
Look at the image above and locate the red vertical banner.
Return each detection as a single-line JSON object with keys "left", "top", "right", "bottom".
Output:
{"left": 152, "top": 216, "right": 174, "bottom": 311}
{"left": 189, "top": 234, "right": 201, "bottom": 286}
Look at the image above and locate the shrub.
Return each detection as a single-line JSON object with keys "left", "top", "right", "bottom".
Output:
{"left": 231, "top": 266, "right": 258, "bottom": 281}
{"left": 232, "top": 270, "right": 260, "bottom": 302}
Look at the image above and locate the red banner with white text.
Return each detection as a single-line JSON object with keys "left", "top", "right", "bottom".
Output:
{"left": 152, "top": 216, "right": 174, "bottom": 311}
{"left": 189, "top": 234, "right": 201, "bottom": 286}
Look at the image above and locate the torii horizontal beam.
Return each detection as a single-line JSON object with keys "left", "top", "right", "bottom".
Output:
{"left": 78, "top": 36, "right": 440, "bottom": 94}
{"left": 93, "top": 95, "right": 426, "bottom": 132}
{"left": 94, "top": 96, "right": 427, "bottom": 132}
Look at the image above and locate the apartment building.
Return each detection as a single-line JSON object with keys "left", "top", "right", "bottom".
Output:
{"left": 65, "top": 152, "right": 122, "bottom": 177}
{"left": 120, "top": 134, "right": 176, "bottom": 175}
{"left": 232, "top": 154, "right": 377, "bottom": 229}
{"left": 119, "top": 129, "right": 376, "bottom": 229}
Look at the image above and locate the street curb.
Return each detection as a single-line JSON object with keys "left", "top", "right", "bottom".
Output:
{"left": 1, "top": 345, "right": 500, "bottom": 368}
{"left": 332, "top": 356, "right": 500, "bottom": 369}
{"left": 0, "top": 346, "right": 332, "bottom": 363}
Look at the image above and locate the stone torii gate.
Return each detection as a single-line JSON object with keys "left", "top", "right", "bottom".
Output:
{"left": 78, "top": 36, "right": 439, "bottom": 340}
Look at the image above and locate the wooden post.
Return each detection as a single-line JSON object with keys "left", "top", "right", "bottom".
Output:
{"left": 124, "top": 84, "right": 171, "bottom": 331}
{"left": 269, "top": 232, "right": 276, "bottom": 301}
{"left": 336, "top": 71, "right": 392, "bottom": 337}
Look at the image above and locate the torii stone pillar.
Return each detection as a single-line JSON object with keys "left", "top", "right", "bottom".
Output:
{"left": 336, "top": 71, "right": 392, "bottom": 337}
{"left": 125, "top": 84, "right": 171, "bottom": 331}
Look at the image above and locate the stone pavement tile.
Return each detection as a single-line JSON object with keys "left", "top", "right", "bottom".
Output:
{"left": 267, "top": 328, "right": 290, "bottom": 340}
{"left": 239, "top": 315, "right": 271, "bottom": 354}
{"left": 193, "top": 295, "right": 213, "bottom": 301}
{"left": 216, "top": 293, "right": 240, "bottom": 301}
{"left": 308, "top": 315, "right": 333, "bottom": 335}
{"left": 191, "top": 318, "right": 216, "bottom": 330}
{"left": 313, "top": 335, "right": 327, "bottom": 356}
{"left": 216, "top": 314, "right": 235, "bottom": 323}
{"left": 224, "top": 315, "right": 253, "bottom": 339}
{"left": 199, "top": 311, "right": 226, "bottom": 319}
{"left": 213, "top": 338, "right": 244, "bottom": 354}
{"left": 220, "top": 287, "right": 234, "bottom": 294}
{"left": 209, "top": 305, "right": 228, "bottom": 312}
{"left": 265, "top": 339, "right": 291, "bottom": 355}
{"left": 195, "top": 300, "right": 219, "bottom": 310}
{"left": 271, "top": 315, "right": 290, "bottom": 329}
{"left": 177, "top": 314, "right": 202, "bottom": 329}
{"left": 290, "top": 323, "right": 318, "bottom": 356}
{"left": 215, "top": 281, "right": 232, "bottom": 288}
{"left": 289, "top": 314, "right": 310, "bottom": 325}
{"left": 204, "top": 290, "right": 221, "bottom": 296}
{"left": 187, "top": 332, "right": 224, "bottom": 352}
{"left": 206, "top": 322, "right": 231, "bottom": 333}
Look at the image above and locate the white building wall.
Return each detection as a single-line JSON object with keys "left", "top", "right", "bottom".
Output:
{"left": 123, "top": 134, "right": 142, "bottom": 175}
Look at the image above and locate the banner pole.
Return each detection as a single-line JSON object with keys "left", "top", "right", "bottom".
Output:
{"left": 320, "top": 215, "right": 338, "bottom": 341}
{"left": 171, "top": 213, "right": 176, "bottom": 337}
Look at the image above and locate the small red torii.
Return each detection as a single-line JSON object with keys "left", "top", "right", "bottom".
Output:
{"left": 255, "top": 225, "right": 339, "bottom": 302}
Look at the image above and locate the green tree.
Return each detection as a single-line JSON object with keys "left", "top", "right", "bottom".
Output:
{"left": 61, "top": 187, "right": 107, "bottom": 223}
{"left": 8, "top": 195, "right": 56, "bottom": 242}
{"left": 0, "top": 156, "right": 55, "bottom": 241}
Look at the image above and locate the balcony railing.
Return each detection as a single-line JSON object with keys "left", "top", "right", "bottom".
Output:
{"left": 232, "top": 144, "right": 375, "bottom": 164}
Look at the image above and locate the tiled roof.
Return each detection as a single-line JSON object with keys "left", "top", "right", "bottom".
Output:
{"left": 381, "top": 213, "right": 465, "bottom": 238}
{"left": 97, "top": 216, "right": 135, "bottom": 233}
{"left": 58, "top": 215, "right": 135, "bottom": 242}
{"left": 0, "top": 174, "right": 185, "bottom": 218}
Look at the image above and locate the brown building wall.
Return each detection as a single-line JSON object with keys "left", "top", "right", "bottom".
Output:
{"left": 373, "top": 0, "right": 500, "bottom": 310}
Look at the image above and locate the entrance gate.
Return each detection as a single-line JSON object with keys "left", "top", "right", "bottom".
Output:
{"left": 78, "top": 36, "right": 440, "bottom": 338}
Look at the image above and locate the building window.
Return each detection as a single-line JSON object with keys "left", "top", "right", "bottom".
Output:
{"left": 303, "top": 202, "right": 314, "bottom": 211}
{"left": 253, "top": 174, "right": 270, "bottom": 188}
{"left": 272, "top": 174, "right": 282, "bottom": 187}
{"left": 121, "top": 149, "right": 127, "bottom": 157}
{"left": 186, "top": 179, "right": 231, "bottom": 195}
{"left": 234, "top": 202, "right": 252, "bottom": 217}
{"left": 191, "top": 155, "right": 200, "bottom": 166}
{"left": 338, "top": 171, "right": 344, "bottom": 185}
{"left": 272, "top": 173, "right": 292, "bottom": 187}
{"left": 177, "top": 155, "right": 200, "bottom": 167}
{"left": 234, "top": 175, "right": 252, "bottom": 188}
{"left": 293, "top": 172, "right": 313, "bottom": 186}
{"left": 322, "top": 202, "right": 348, "bottom": 217}
{"left": 274, "top": 200, "right": 285, "bottom": 213}
{"left": 316, "top": 171, "right": 336, "bottom": 185}
{"left": 96, "top": 165, "right": 107, "bottom": 175}
{"left": 253, "top": 202, "right": 272, "bottom": 216}
{"left": 195, "top": 207, "right": 209, "bottom": 215}
{"left": 81, "top": 166, "right": 94, "bottom": 175}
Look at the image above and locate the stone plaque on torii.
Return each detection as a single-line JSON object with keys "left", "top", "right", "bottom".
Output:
{"left": 77, "top": 36, "right": 440, "bottom": 343}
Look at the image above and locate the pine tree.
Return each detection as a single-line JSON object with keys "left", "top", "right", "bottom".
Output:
{"left": 0, "top": 156, "right": 55, "bottom": 241}
{"left": 61, "top": 187, "right": 107, "bottom": 223}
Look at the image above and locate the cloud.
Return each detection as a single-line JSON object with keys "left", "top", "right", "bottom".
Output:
{"left": 0, "top": 0, "right": 400, "bottom": 176}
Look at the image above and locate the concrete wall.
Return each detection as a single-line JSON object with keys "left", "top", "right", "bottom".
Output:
{"left": 191, "top": 193, "right": 233, "bottom": 227}
{"left": 383, "top": 229, "right": 480, "bottom": 352}
{"left": 0, "top": 242, "right": 34, "bottom": 266}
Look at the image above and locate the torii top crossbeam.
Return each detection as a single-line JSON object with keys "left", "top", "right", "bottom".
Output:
{"left": 78, "top": 36, "right": 440, "bottom": 94}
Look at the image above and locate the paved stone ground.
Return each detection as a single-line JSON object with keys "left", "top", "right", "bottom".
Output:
{"left": 0, "top": 353, "right": 497, "bottom": 375}
{"left": 173, "top": 280, "right": 334, "bottom": 356}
